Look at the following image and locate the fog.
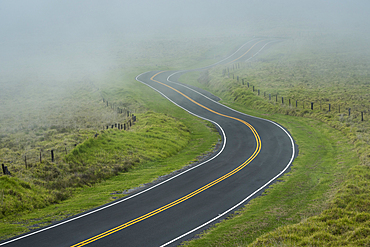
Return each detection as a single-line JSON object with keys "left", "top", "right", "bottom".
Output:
{"left": 1, "top": 0, "right": 370, "bottom": 133}
{"left": 1, "top": 0, "right": 369, "bottom": 80}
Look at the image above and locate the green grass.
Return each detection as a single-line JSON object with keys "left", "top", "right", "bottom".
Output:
{"left": 0, "top": 35, "right": 242, "bottom": 172}
{"left": 0, "top": 110, "right": 220, "bottom": 240}
{"left": 0, "top": 35, "right": 239, "bottom": 239}
{"left": 250, "top": 165, "right": 370, "bottom": 246}
{"left": 0, "top": 34, "right": 244, "bottom": 239}
{"left": 65, "top": 112, "right": 190, "bottom": 165}
{"left": 3, "top": 33, "right": 369, "bottom": 245}
{"left": 0, "top": 63, "right": 221, "bottom": 240}
{"left": 178, "top": 35, "right": 370, "bottom": 245}
{"left": 181, "top": 101, "right": 358, "bottom": 246}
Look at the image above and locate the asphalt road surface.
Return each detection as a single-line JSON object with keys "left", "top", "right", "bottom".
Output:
{"left": 1, "top": 38, "right": 297, "bottom": 247}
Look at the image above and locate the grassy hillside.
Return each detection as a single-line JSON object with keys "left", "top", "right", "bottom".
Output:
{"left": 0, "top": 109, "right": 220, "bottom": 240}
{"left": 2, "top": 33, "right": 369, "bottom": 245}
{"left": 0, "top": 37, "right": 233, "bottom": 240}
{"left": 180, "top": 34, "right": 370, "bottom": 246}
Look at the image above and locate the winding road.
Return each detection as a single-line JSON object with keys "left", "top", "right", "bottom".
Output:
{"left": 0, "top": 38, "right": 297, "bottom": 246}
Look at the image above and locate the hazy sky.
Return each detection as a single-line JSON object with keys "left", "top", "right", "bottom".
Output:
{"left": 0, "top": 0, "right": 369, "bottom": 86}
{"left": 1, "top": 0, "right": 369, "bottom": 41}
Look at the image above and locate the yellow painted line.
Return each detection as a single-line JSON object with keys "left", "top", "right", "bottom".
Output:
{"left": 71, "top": 72, "right": 261, "bottom": 247}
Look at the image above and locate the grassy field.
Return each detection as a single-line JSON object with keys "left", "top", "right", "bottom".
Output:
{"left": 2, "top": 31, "right": 370, "bottom": 245}
{"left": 0, "top": 36, "right": 237, "bottom": 240}
{"left": 178, "top": 34, "right": 370, "bottom": 246}
{"left": 0, "top": 110, "right": 220, "bottom": 240}
{"left": 182, "top": 105, "right": 358, "bottom": 246}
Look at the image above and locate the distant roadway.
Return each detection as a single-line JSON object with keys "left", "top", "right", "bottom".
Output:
{"left": 0, "top": 38, "right": 297, "bottom": 246}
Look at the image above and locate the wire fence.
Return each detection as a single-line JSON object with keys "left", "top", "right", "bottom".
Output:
{"left": 1, "top": 98, "right": 138, "bottom": 175}
{"left": 223, "top": 64, "right": 367, "bottom": 122}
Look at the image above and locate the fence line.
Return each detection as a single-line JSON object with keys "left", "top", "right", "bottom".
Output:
{"left": 1, "top": 99, "right": 138, "bottom": 175}
{"left": 222, "top": 64, "right": 366, "bottom": 122}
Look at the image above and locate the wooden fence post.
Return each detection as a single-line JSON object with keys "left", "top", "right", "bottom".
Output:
{"left": 51, "top": 150, "right": 55, "bottom": 163}
{"left": 311, "top": 102, "right": 314, "bottom": 110}
{"left": 2, "top": 164, "right": 10, "bottom": 175}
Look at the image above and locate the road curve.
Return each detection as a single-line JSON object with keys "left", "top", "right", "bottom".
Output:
{"left": 0, "top": 39, "right": 297, "bottom": 247}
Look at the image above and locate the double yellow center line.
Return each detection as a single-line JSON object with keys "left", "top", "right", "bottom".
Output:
{"left": 72, "top": 55, "right": 262, "bottom": 247}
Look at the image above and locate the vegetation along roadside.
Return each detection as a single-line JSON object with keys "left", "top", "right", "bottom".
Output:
{"left": 2, "top": 33, "right": 369, "bottom": 246}
{"left": 181, "top": 34, "right": 370, "bottom": 246}
{"left": 0, "top": 36, "right": 233, "bottom": 240}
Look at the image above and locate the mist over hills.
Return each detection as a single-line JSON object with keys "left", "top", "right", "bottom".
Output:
{"left": 0, "top": 0, "right": 369, "bottom": 133}
{"left": 1, "top": 0, "right": 369, "bottom": 78}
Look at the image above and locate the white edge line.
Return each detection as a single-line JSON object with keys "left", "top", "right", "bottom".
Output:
{"left": 166, "top": 39, "right": 280, "bottom": 124}
{"left": 1, "top": 37, "right": 260, "bottom": 246}
{"left": 159, "top": 106, "right": 295, "bottom": 246}
{"left": 245, "top": 40, "right": 279, "bottom": 62}
{"left": 200, "top": 38, "right": 261, "bottom": 68}
{"left": 160, "top": 40, "right": 295, "bottom": 246}
{"left": 172, "top": 38, "right": 261, "bottom": 75}
{"left": 160, "top": 132, "right": 294, "bottom": 247}
{"left": 0, "top": 72, "right": 227, "bottom": 246}
{"left": 0, "top": 38, "right": 285, "bottom": 246}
